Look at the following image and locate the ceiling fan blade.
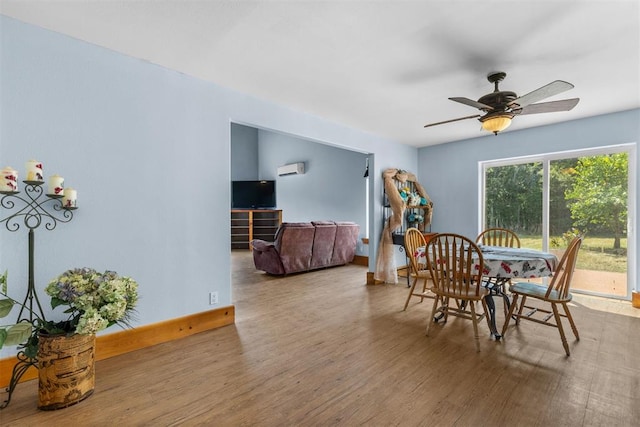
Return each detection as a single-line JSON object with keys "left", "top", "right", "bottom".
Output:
{"left": 516, "top": 98, "right": 580, "bottom": 115}
{"left": 508, "top": 80, "right": 574, "bottom": 108}
{"left": 424, "top": 114, "right": 481, "bottom": 128}
{"left": 449, "top": 97, "right": 494, "bottom": 111}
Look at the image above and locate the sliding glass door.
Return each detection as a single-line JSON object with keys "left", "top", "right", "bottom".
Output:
{"left": 485, "top": 162, "right": 543, "bottom": 244}
{"left": 482, "top": 145, "right": 634, "bottom": 299}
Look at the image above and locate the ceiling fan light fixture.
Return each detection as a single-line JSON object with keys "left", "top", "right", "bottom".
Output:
{"left": 481, "top": 115, "right": 512, "bottom": 135}
{"left": 424, "top": 72, "right": 578, "bottom": 134}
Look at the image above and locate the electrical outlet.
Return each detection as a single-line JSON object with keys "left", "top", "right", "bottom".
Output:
{"left": 209, "top": 292, "right": 218, "bottom": 305}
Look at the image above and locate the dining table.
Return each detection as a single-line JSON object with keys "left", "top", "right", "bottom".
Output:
{"left": 415, "top": 244, "right": 559, "bottom": 339}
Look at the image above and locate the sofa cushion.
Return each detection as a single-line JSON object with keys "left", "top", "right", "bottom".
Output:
{"left": 273, "top": 222, "right": 312, "bottom": 246}
{"left": 331, "top": 222, "right": 359, "bottom": 266}
{"left": 252, "top": 220, "right": 359, "bottom": 275}
{"left": 310, "top": 221, "right": 337, "bottom": 269}
{"left": 274, "top": 222, "right": 316, "bottom": 274}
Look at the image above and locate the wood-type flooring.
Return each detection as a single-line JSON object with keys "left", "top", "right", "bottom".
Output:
{"left": 2, "top": 250, "right": 639, "bottom": 426}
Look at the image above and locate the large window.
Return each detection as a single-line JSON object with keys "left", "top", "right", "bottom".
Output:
{"left": 480, "top": 144, "right": 636, "bottom": 299}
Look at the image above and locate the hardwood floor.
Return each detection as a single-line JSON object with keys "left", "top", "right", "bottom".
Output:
{"left": 2, "top": 250, "right": 639, "bottom": 426}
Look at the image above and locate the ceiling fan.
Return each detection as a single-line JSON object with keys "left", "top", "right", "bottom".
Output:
{"left": 424, "top": 71, "right": 579, "bottom": 135}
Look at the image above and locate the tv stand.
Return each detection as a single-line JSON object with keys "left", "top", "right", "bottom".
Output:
{"left": 231, "top": 209, "right": 282, "bottom": 250}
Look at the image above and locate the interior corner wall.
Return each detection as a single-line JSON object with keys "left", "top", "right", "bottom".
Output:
{"left": 230, "top": 125, "right": 370, "bottom": 255}
{"left": 0, "top": 15, "right": 418, "bottom": 358}
{"left": 230, "top": 123, "right": 259, "bottom": 181}
{"left": 256, "top": 129, "right": 368, "bottom": 254}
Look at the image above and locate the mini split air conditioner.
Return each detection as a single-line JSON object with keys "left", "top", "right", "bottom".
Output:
{"left": 277, "top": 162, "right": 305, "bottom": 176}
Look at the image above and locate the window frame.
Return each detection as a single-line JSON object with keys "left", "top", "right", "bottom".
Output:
{"left": 478, "top": 143, "right": 637, "bottom": 300}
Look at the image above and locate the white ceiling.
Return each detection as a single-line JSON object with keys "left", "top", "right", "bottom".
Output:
{"left": 1, "top": 1, "right": 639, "bottom": 147}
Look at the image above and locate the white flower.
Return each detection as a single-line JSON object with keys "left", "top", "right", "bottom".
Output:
{"left": 75, "top": 308, "right": 109, "bottom": 335}
{"left": 45, "top": 268, "right": 139, "bottom": 335}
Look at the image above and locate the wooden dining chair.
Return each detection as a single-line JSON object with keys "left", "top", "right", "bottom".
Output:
{"left": 476, "top": 227, "right": 521, "bottom": 315}
{"left": 424, "top": 233, "right": 491, "bottom": 352}
{"left": 475, "top": 227, "right": 521, "bottom": 248}
{"left": 501, "top": 235, "right": 583, "bottom": 356}
{"left": 402, "top": 228, "right": 436, "bottom": 310}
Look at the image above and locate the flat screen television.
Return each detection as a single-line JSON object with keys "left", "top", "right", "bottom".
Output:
{"left": 232, "top": 180, "right": 276, "bottom": 209}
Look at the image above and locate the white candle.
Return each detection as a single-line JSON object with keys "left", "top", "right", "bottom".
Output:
{"left": 62, "top": 187, "right": 77, "bottom": 208}
{"left": 1, "top": 166, "right": 18, "bottom": 192}
{"left": 48, "top": 174, "right": 65, "bottom": 196}
{"left": 25, "top": 160, "right": 44, "bottom": 182}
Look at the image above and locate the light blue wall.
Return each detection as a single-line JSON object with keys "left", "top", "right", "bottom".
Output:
{"left": 257, "top": 129, "right": 368, "bottom": 253}
{"left": 230, "top": 123, "right": 259, "bottom": 181}
{"left": 0, "top": 16, "right": 418, "bottom": 357}
{"left": 230, "top": 125, "right": 369, "bottom": 254}
{"left": 418, "top": 109, "right": 639, "bottom": 291}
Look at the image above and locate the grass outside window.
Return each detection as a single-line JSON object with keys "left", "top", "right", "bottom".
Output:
{"left": 519, "top": 236, "right": 627, "bottom": 273}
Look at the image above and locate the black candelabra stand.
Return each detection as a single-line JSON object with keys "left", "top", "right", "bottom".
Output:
{"left": 0, "top": 180, "right": 76, "bottom": 408}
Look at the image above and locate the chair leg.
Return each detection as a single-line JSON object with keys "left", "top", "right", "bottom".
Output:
{"left": 420, "top": 276, "right": 428, "bottom": 293}
{"left": 562, "top": 302, "right": 580, "bottom": 340}
{"left": 418, "top": 277, "right": 430, "bottom": 303}
{"left": 481, "top": 298, "right": 492, "bottom": 332}
{"left": 501, "top": 293, "right": 519, "bottom": 336}
{"left": 552, "top": 303, "right": 570, "bottom": 356}
{"left": 502, "top": 286, "right": 512, "bottom": 318}
{"left": 469, "top": 301, "right": 481, "bottom": 352}
{"left": 425, "top": 295, "right": 440, "bottom": 336}
{"left": 403, "top": 276, "right": 419, "bottom": 311}
{"left": 443, "top": 297, "right": 450, "bottom": 323}
{"left": 515, "top": 295, "right": 527, "bottom": 325}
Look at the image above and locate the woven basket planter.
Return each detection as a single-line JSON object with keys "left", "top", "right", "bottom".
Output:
{"left": 37, "top": 332, "right": 96, "bottom": 410}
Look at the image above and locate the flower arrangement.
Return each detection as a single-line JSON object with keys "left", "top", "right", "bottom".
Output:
{"left": 0, "top": 268, "right": 138, "bottom": 354}
{"left": 407, "top": 212, "right": 425, "bottom": 224}
{"left": 398, "top": 186, "right": 428, "bottom": 207}
{"left": 44, "top": 268, "right": 138, "bottom": 335}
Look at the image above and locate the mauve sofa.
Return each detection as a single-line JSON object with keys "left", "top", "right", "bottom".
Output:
{"left": 250, "top": 221, "right": 360, "bottom": 275}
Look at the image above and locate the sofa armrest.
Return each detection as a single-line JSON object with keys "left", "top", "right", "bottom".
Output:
{"left": 250, "top": 239, "right": 275, "bottom": 252}
{"left": 250, "top": 239, "right": 286, "bottom": 275}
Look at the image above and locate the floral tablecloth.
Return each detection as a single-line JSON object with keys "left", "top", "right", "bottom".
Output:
{"left": 416, "top": 245, "right": 558, "bottom": 279}
{"left": 476, "top": 245, "right": 558, "bottom": 278}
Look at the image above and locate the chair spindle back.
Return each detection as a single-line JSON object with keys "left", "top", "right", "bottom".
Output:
{"left": 547, "top": 235, "right": 583, "bottom": 300}
{"left": 476, "top": 228, "right": 521, "bottom": 248}
{"left": 426, "top": 233, "right": 484, "bottom": 297}
{"left": 404, "top": 228, "right": 427, "bottom": 275}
